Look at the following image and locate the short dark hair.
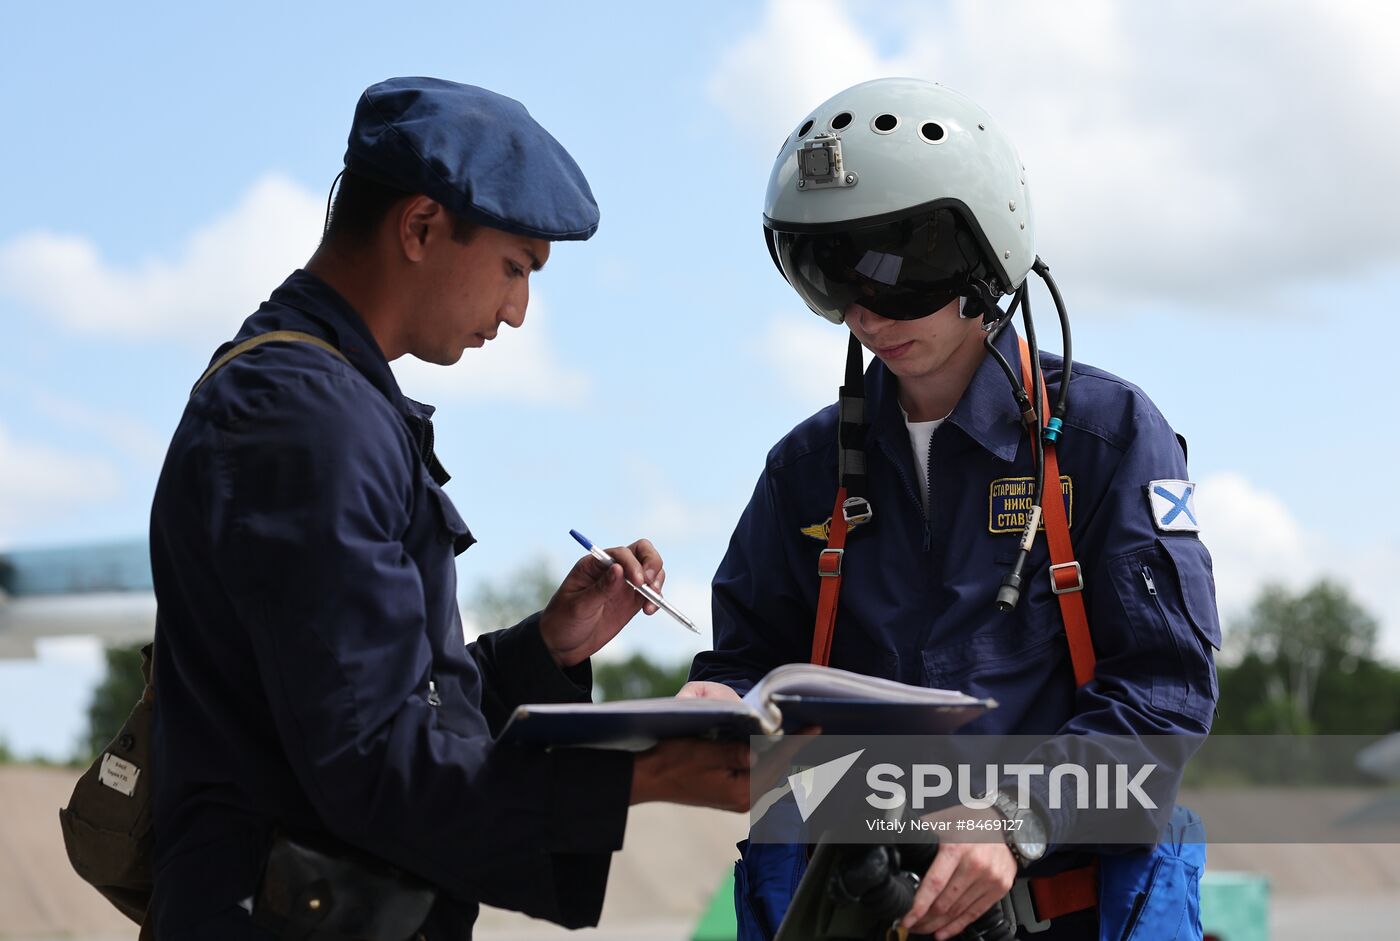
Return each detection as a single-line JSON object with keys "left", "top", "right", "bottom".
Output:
{"left": 322, "top": 170, "right": 478, "bottom": 248}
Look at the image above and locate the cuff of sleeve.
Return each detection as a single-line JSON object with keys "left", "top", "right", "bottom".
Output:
{"left": 1020, "top": 773, "right": 1067, "bottom": 851}
{"left": 492, "top": 611, "right": 595, "bottom": 705}
{"left": 547, "top": 747, "right": 633, "bottom": 855}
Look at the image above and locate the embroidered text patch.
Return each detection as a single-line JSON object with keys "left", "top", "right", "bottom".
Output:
{"left": 989, "top": 475, "right": 1072, "bottom": 534}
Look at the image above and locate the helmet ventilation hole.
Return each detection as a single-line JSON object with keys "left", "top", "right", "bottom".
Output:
{"left": 798, "top": 119, "right": 814, "bottom": 137}
{"left": 871, "top": 113, "right": 899, "bottom": 134}
{"left": 919, "top": 122, "right": 946, "bottom": 143}
{"left": 830, "top": 111, "right": 853, "bottom": 130}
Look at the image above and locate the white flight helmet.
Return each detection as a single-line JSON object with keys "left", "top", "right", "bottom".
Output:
{"left": 763, "top": 78, "right": 1034, "bottom": 324}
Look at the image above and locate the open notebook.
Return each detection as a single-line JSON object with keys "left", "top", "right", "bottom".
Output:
{"left": 498, "top": 663, "right": 994, "bottom": 749}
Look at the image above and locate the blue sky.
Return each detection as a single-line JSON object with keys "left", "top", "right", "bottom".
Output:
{"left": 2, "top": 1, "right": 1398, "bottom": 758}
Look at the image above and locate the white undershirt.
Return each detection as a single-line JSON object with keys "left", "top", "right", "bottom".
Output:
{"left": 900, "top": 404, "right": 950, "bottom": 511}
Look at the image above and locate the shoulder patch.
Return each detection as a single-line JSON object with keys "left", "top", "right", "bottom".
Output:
{"left": 1148, "top": 479, "right": 1200, "bottom": 533}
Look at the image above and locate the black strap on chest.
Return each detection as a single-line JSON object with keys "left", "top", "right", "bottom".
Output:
{"left": 836, "top": 333, "right": 869, "bottom": 500}
{"left": 811, "top": 334, "right": 873, "bottom": 666}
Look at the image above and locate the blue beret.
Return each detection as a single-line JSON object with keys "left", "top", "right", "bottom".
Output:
{"left": 344, "top": 77, "right": 599, "bottom": 241}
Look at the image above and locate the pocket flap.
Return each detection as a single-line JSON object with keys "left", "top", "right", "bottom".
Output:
{"left": 428, "top": 484, "right": 476, "bottom": 556}
{"left": 1158, "top": 537, "right": 1221, "bottom": 650}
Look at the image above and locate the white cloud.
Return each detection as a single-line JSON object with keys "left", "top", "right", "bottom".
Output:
{"left": 707, "top": 0, "right": 886, "bottom": 152}
{"left": 32, "top": 392, "right": 166, "bottom": 470}
{"left": 388, "top": 292, "right": 590, "bottom": 406}
{"left": 709, "top": 0, "right": 1400, "bottom": 310}
{"left": 0, "top": 175, "right": 590, "bottom": 408}
{"left": 1197, "top": 471, "right": 1400, "bottom": 660}
{"left": 0, "top": 423, "right": 120, "bottom": 540}
{"left": 758, "top": 315, "right": 851, "bottom": 408}
{"left": 0, "top": 174, "right": 322, "bottom": 345}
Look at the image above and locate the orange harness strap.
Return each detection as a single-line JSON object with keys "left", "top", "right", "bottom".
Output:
{"left": 1018, "top": 337, "right": 1099, "bottom": 920}
{"left": 1017, "top": 339, "right": 1097, "bottom": 686}
{"left": 1030, "top": 864, "right": 1100, "bottom": 920}
{"left": 810, "top": 487, "right": 851, "bottom": 667}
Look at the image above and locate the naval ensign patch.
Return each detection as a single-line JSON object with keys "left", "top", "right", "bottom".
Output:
{"left": 1148, "top": 480, "right": 1200, "bottom": 533}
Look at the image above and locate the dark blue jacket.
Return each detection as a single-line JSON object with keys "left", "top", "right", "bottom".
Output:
{"left": 149, "top": 270, "right": 632, "bottom": 938}
{"left": 691, "top": 321, "right": 1220, "bottom": 854}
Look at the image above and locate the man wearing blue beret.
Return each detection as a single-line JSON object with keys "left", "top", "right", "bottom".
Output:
{"left": 146, "top": 77, "right": 750, "bottom": 940}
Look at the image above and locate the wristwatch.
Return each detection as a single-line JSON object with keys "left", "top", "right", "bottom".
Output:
{"left": 990, "top": 789, "right": 1048, "bottom": 867}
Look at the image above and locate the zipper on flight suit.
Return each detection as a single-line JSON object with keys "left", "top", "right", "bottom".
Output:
{"left": 876, "top": 427, "right": 932, "bottom": 551}
{"left": 1141, "top": 568, "right": 1157, "bottom": 596}
{"left": 1143, "top": 566, "right": 1172, "bottom": 626}
{"left": 884, "top": 439, "right": 929, "bottom": 551}
{"left": 921, "top": 435, "right": 935, "bottom": 552}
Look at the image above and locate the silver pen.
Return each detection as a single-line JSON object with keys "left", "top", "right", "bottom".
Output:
{"left": 568, "top": 529, "right": 699, "bottom": 633}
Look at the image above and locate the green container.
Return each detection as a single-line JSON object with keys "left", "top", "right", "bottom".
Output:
{"left": 1200, "top": 870, "right": 1270, "bottom": 941}
{"left": 692, "top": 869, "right": 738, "bottom": 941}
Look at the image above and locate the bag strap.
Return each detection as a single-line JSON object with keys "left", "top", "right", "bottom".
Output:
{"left": 157, "top": 331, "right": 351, "bottom": 676}
{"left": 190, "top": 330, "right": 348, "bottom": 399}
{"left": 1017, "top": 339, "right": 1095, "bottom": 687}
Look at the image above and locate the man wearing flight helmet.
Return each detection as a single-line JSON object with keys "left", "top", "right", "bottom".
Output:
{"left": 684, "top": 79, "right": 1219, "bottom": 939}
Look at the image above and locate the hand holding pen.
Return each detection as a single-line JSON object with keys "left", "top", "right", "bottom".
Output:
{"left": 570, "top": 530, "right": 698, "bottom": 634}
{"left": 538, "top": 532, "right": 698, "bottom": 669}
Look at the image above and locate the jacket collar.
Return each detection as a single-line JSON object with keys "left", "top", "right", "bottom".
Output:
{"left": 266, "top": 269, "right": 431, "bottom": 419}
{"left": 867, "top": 319, "right": 1025, "bottom": 463}
{"left": 263, "top": 270, "right": 446, "bottom": 476}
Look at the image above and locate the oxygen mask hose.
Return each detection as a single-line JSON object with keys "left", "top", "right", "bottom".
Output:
{"left": 986, "top": 284, "right": 1043, "bottom": 612}
{"left": 1031, "top": 257, "right": 1072, "bottom": 443}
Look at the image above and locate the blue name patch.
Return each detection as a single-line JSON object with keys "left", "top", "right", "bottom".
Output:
{"left": 989, "top": 476, "right": 1072, "bottom": 534}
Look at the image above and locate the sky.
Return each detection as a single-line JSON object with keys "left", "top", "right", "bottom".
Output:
{"left": 1, "top": 0, "right": 1398, "bottom": 759}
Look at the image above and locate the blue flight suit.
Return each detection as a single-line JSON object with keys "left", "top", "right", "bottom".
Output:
{"left": 690, "top": 322, "right": 1220, "bottom": 939}
{"left": 149, "top": 270, "right": 633, "bottom": 939}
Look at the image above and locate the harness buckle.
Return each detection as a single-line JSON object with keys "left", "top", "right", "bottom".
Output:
{"left": 1009, "top": 878, "right": 1052, "bottom": 934}
{"left": 817, "top": 548, "right": 844, "bottom": 577}
{"left": 1049, "top": 561, "right": 1084, "bottom": 595}
{"left": 841, "top": 497, "right": 873, "bottom": 526}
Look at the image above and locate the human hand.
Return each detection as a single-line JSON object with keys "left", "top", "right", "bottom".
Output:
{"left": 540, "top": 538, "right": 664, "bottom": 668}
{"left": 630, "top": 729, "right": 819, "bottom": 812}
{"left": 630, "top": 739, "right": 750, "bottom": 810}
{"left": 901, "top": 810, "right": 1017, "bottom": 939}
{"left": 675, "top": 680, "right": 743, "bottom": 701}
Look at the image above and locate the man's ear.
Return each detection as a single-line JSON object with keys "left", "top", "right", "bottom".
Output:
{"left": 397, "top": 195, "right": 445, "bottom": 262}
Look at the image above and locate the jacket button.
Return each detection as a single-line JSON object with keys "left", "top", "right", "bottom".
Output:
{"left": 118, "top": 734, "right": 135, "bottom": 751}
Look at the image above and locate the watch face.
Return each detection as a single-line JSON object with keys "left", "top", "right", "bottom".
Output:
{"left": 1016, "top": 836, "right": 1047, "bottom": 861}
{"left": 1014, "top": 811, "right": 1047, "bottom": 860}
{"left": 995, "top": 791, "right": 1048, "bottom": 861}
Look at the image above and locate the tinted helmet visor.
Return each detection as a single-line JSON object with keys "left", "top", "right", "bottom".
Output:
{"left": 769, "top": 205, "right": 998, "bottom": 324}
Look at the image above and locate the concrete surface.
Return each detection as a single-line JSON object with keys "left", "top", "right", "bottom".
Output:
{"left": 3, "top": 766, "right": 1398, "bottom": 939}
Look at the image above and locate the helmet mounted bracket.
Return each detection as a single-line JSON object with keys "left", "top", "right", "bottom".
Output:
{"left": 797, "top": 134, "right": 859, "bottom": 191}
